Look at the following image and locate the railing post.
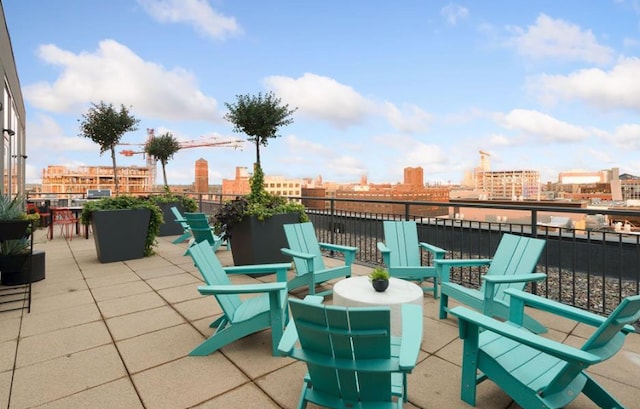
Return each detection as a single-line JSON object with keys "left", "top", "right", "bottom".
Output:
{"left": 330, "top": 198, "right": 336, "bottom": 244}
{"left": 531, "top": 210, "right": 538, "bottom": 238}
{"left": 404, "top": 203, "right": 410, "bottom": 221}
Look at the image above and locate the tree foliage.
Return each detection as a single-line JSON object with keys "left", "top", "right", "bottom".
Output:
{"left": 78, "top": 101, "right": 140, "bottom": 194}
{"left": 144, "top": 132, "right": 181, "bottom": 189}
{"left": 224, "top": 92, "right": 297, "bottom": 168}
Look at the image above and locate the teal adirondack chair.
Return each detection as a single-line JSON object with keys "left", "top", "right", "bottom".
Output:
{"left": 377, "top": 220, "right": 447, "bottom": 297}
{"left": 435, "top": 233, "right": 548, "bottom": 334}
{"left": 185, "top": 240, "right": 291, "bottom": 356}
{"left": 184, "top": 212, "right": 228, "bottom": 252}
{"left": 281, "top": 222, "right": 357, "bottom": 295}
{"left": 278, "top": 295, "right": 422, "bottom": 409}
{"left": 450, "top": 289, "right": 640, "bottom": 409}
{"left": 170, "top": 206, "right": 192, "bottom": 244}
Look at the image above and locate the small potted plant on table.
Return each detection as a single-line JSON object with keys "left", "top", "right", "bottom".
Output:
{"left": 369, "top": 267, "right": 390, "bottom": 292}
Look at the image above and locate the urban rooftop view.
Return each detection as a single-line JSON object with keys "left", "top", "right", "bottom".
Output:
{"left": 2, "top": 2, "right": 640, "bottom": 409}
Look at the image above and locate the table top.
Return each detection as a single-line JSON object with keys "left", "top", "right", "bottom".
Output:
{"left": 333, "top": 276, "right": 423, "bottom": 306}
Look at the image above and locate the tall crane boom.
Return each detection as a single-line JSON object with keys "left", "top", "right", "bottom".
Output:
{"left": 118, "top": 128, "right": 244, "bottom": 190}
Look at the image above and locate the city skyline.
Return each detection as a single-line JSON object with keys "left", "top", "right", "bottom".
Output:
{"left": 5, "top": 1, "right": 640, "bottom": 186}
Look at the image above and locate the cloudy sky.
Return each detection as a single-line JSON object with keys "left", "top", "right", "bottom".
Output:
{"left": 5, "top": 1, "right": 640, "bottom": 187}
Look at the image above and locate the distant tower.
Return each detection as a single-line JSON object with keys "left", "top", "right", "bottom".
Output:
{"left": 360, "top": 175, "right": 368, "bottom": 186}
{"left": 194, "top": 158, "right": 208, "bottom": 193}
{"left": 404, "top": 167, "right": 423, "bottom": 188}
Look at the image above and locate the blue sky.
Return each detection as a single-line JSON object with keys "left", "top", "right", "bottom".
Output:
{"left": 4, "top": 1, "right": 640, "bottom": 187}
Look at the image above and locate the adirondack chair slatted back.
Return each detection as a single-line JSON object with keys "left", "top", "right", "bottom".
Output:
{"left": 383, "top": 221, "right": 421, "bottom": 267}
{"left": 284, "top": 222, "right": 325, "bottom": 274}
{"left": 288, "top": 299, "right": 394, "bottom": 403}
{"left": 187, "top": 241, "right": 241, "bottom": 317}
{"left": 185, "top": 213, "right": 217, "bottom": 245}
{"left": 170, "top": 206, "right": 189, "bottom": 227}
{"left": 482, "top": 234, "right": 545, "bottom": 302}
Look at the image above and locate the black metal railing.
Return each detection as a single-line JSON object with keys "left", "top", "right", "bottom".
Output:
{"left": 28, "top": 191, "right": 640, "bottom": 313}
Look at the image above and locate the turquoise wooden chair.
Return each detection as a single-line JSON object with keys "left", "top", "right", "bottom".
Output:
{"left": 170, "top": 206, "right": 192, "bottom": 244}
{"left": 184, "top": 212, "right": 229, "bottom": 252}
{"left": 377, "top": 220, "right": 447, "bottom": 297}
{"left": 185, "top": 240, "right": 291, "bottom": 356}
{"left": 435, "top": 233, "right": 548, "bottom": 334}
{"left": 281, "top": 222, "right": 357, "bottom": 295}
{"left": 450, "top": 289, "right": 640, "bottom": 409}
{"left": 278, "top": 295, "right": 422, "bottom": 409}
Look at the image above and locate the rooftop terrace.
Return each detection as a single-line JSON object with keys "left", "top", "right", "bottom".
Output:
{"left": 1, "top": 231, "right": 639, "bottom": 408}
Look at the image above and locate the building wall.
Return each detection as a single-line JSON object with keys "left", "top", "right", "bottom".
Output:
{"left": 475, "top": 170, "right": 540, "bottom": 200}
{"left": 0, "top": 4, "right": 26, "bottom": 196}
{"left": 194, "top": 158, "right": 208, "bottom": 193}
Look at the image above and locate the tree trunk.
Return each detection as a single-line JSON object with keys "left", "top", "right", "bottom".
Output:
{"left": 255, "top": 140, "right": 261, "bottom": 167}
{"left": 110, "top": 147, "right": 119, "bottom": 195}
{"left": 161, "top": 161, "right": 168, "bottom": 189}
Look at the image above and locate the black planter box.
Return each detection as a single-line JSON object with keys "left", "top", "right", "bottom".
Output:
{"left": 91, "top": 209, "right": 151, "bottom": 263}
{"left": 0, "top": 220, "right": 30, "bottom": 241}
{"left": 157, "top": 202, "right": 185, "bottom": 237}
{"left": 0, "top": 250, "right": 45, "bottom": 285}
{"left": 230, "top": 213, "right": 299, "bottom": 266}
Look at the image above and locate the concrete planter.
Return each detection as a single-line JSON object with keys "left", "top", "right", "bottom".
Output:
{"left": 230, "top": 213, "right": 299, "bottom": 266}
{"left": 157, "top": 202, "right": 185, "bottom": 237}
{"left": 91, "top": 209, "right": 151, "bottom": 263}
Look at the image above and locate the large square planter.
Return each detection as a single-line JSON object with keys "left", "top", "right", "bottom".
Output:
{"left": 91, "top": 209, "right": 151, "bottom": 263}
{"left": 0, "top": 250, "right": 45, "bottom": 285}
{"left": 0, "top": 220, "right": 30, "bottom": 241}
{"left": 230, "top": 213, "right": 299, "bottom": 266}
{"left": 157, "top": 202, "right": 186, "bottom": 237}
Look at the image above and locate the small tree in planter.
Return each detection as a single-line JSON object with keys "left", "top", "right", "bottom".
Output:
{"left": 144, "top": 131, "right": 181, "bottom": 190}
{"left": 78, "top": 101, "right": 140, "bottom": 195}
{"left": 214, "top": 92, "right": 306, "bottom": 265}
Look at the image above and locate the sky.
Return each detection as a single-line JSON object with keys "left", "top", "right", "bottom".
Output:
{"left": 4, "top": 1, "right": 640, "bottom": 187}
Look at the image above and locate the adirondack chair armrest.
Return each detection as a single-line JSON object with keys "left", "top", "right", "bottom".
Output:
{"left": 281, "top": 247, "right": 315, "bottom": 260}
{"left": 223, "top": 262, "right": 291, "bottom": 276}
{"left": 318, "top": 242, "right": 358, "bottom": 265}
{"left": 450, "top": 306, "right": 601, "bottom": 364}
{"left": 377, "top": 242, "right": 390, "bottom": 254}
{"left": 482, "top": 273, "right": 547, "bottom": 284}
{"left": 398, "top": 304, "right": 423, "bottom": 370}
{"left": 504, "top": 289, "right": 635, "bottom": 332}
{"left": 197, "top": 282, "right": 287, "bottom": 295}
{"left": 277, "top": 322, "right": 298, "bottom": 355}
{"left": 377, "top": 242, "right": 392, "bottom": 266}
{"left": 418, "top": 242, "right": 447, "bottom": 257}
{"left": 435, "top": 259, "right": 492, "bottom": 282}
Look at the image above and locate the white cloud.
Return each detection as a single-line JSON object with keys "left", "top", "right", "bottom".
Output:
{"left": 137, "top": 0, "right": 241, "bottom": 40}
{"left": 609, "top": 123, "right": 640, "bottom": 149}
{"left": 440, "top": 3, "right": 469, "bottom": 26}
{"left": 24, "top": 40, "right": 220, "bottom": 121}
{"left": 264, "top": 73, "right": 432, "bottom": 133}
{"left": 508, "top": 14, "right": 614, "bottom": 65}
{"left": 382, "top": 102, "right": 432, "bottom": 133}
{"left": 28, "top": 114, "right": 96, "bottom": 152}
{"left": 264, "top": 73, "right": 374, "bottom": 128}
{"left": 529, "top": 57, "right": 640, "bottom": 111}
{"left": 498, "top": 109, "right": 590, "bottom": 142}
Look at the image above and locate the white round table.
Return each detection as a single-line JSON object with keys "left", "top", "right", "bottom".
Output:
{"left": 333, "top": 276, "right": 423, "bottom": 336}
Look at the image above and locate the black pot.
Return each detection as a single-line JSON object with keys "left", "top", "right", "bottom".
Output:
{"left": 157, "top": 202, "right": 185, "bottom": 237}
{"left": 91, "top": 209, "right": 151, "bottom": 263}
{"left": 372, "top": 279, "right": 389, "bottom": 292}
{"left": 229, "top": 213, "right": 299, "bottom": 266}
{"left": 0, "top": 220, "right": 30, "bottom": 241}
{"left": 0, "top": 250, "right": 45, "bottom": 285}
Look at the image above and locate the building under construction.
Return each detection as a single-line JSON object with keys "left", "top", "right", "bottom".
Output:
{"left": 40, "top": 165, "right": 152, "bottom": 195}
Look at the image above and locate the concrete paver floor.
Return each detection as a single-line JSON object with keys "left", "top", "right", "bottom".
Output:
{"left": 1, "top": 230, "right": 639, "bottom": 409}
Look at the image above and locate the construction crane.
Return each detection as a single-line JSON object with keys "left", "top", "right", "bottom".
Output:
{"left": 118, "top": 128, "right": 244, "bottom": 190}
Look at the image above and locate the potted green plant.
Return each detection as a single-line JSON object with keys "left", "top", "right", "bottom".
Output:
{"left": 81, "top": 195, "right": 162, "bottom": 263}
{"left": 0, "top": 193, "right": 44, "bottom": 285}
{"left": 213, "top": 92, "right": 306, "bottom": 265}
{"left": 369, "top": 267, "right": 390, "bottom": 292}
